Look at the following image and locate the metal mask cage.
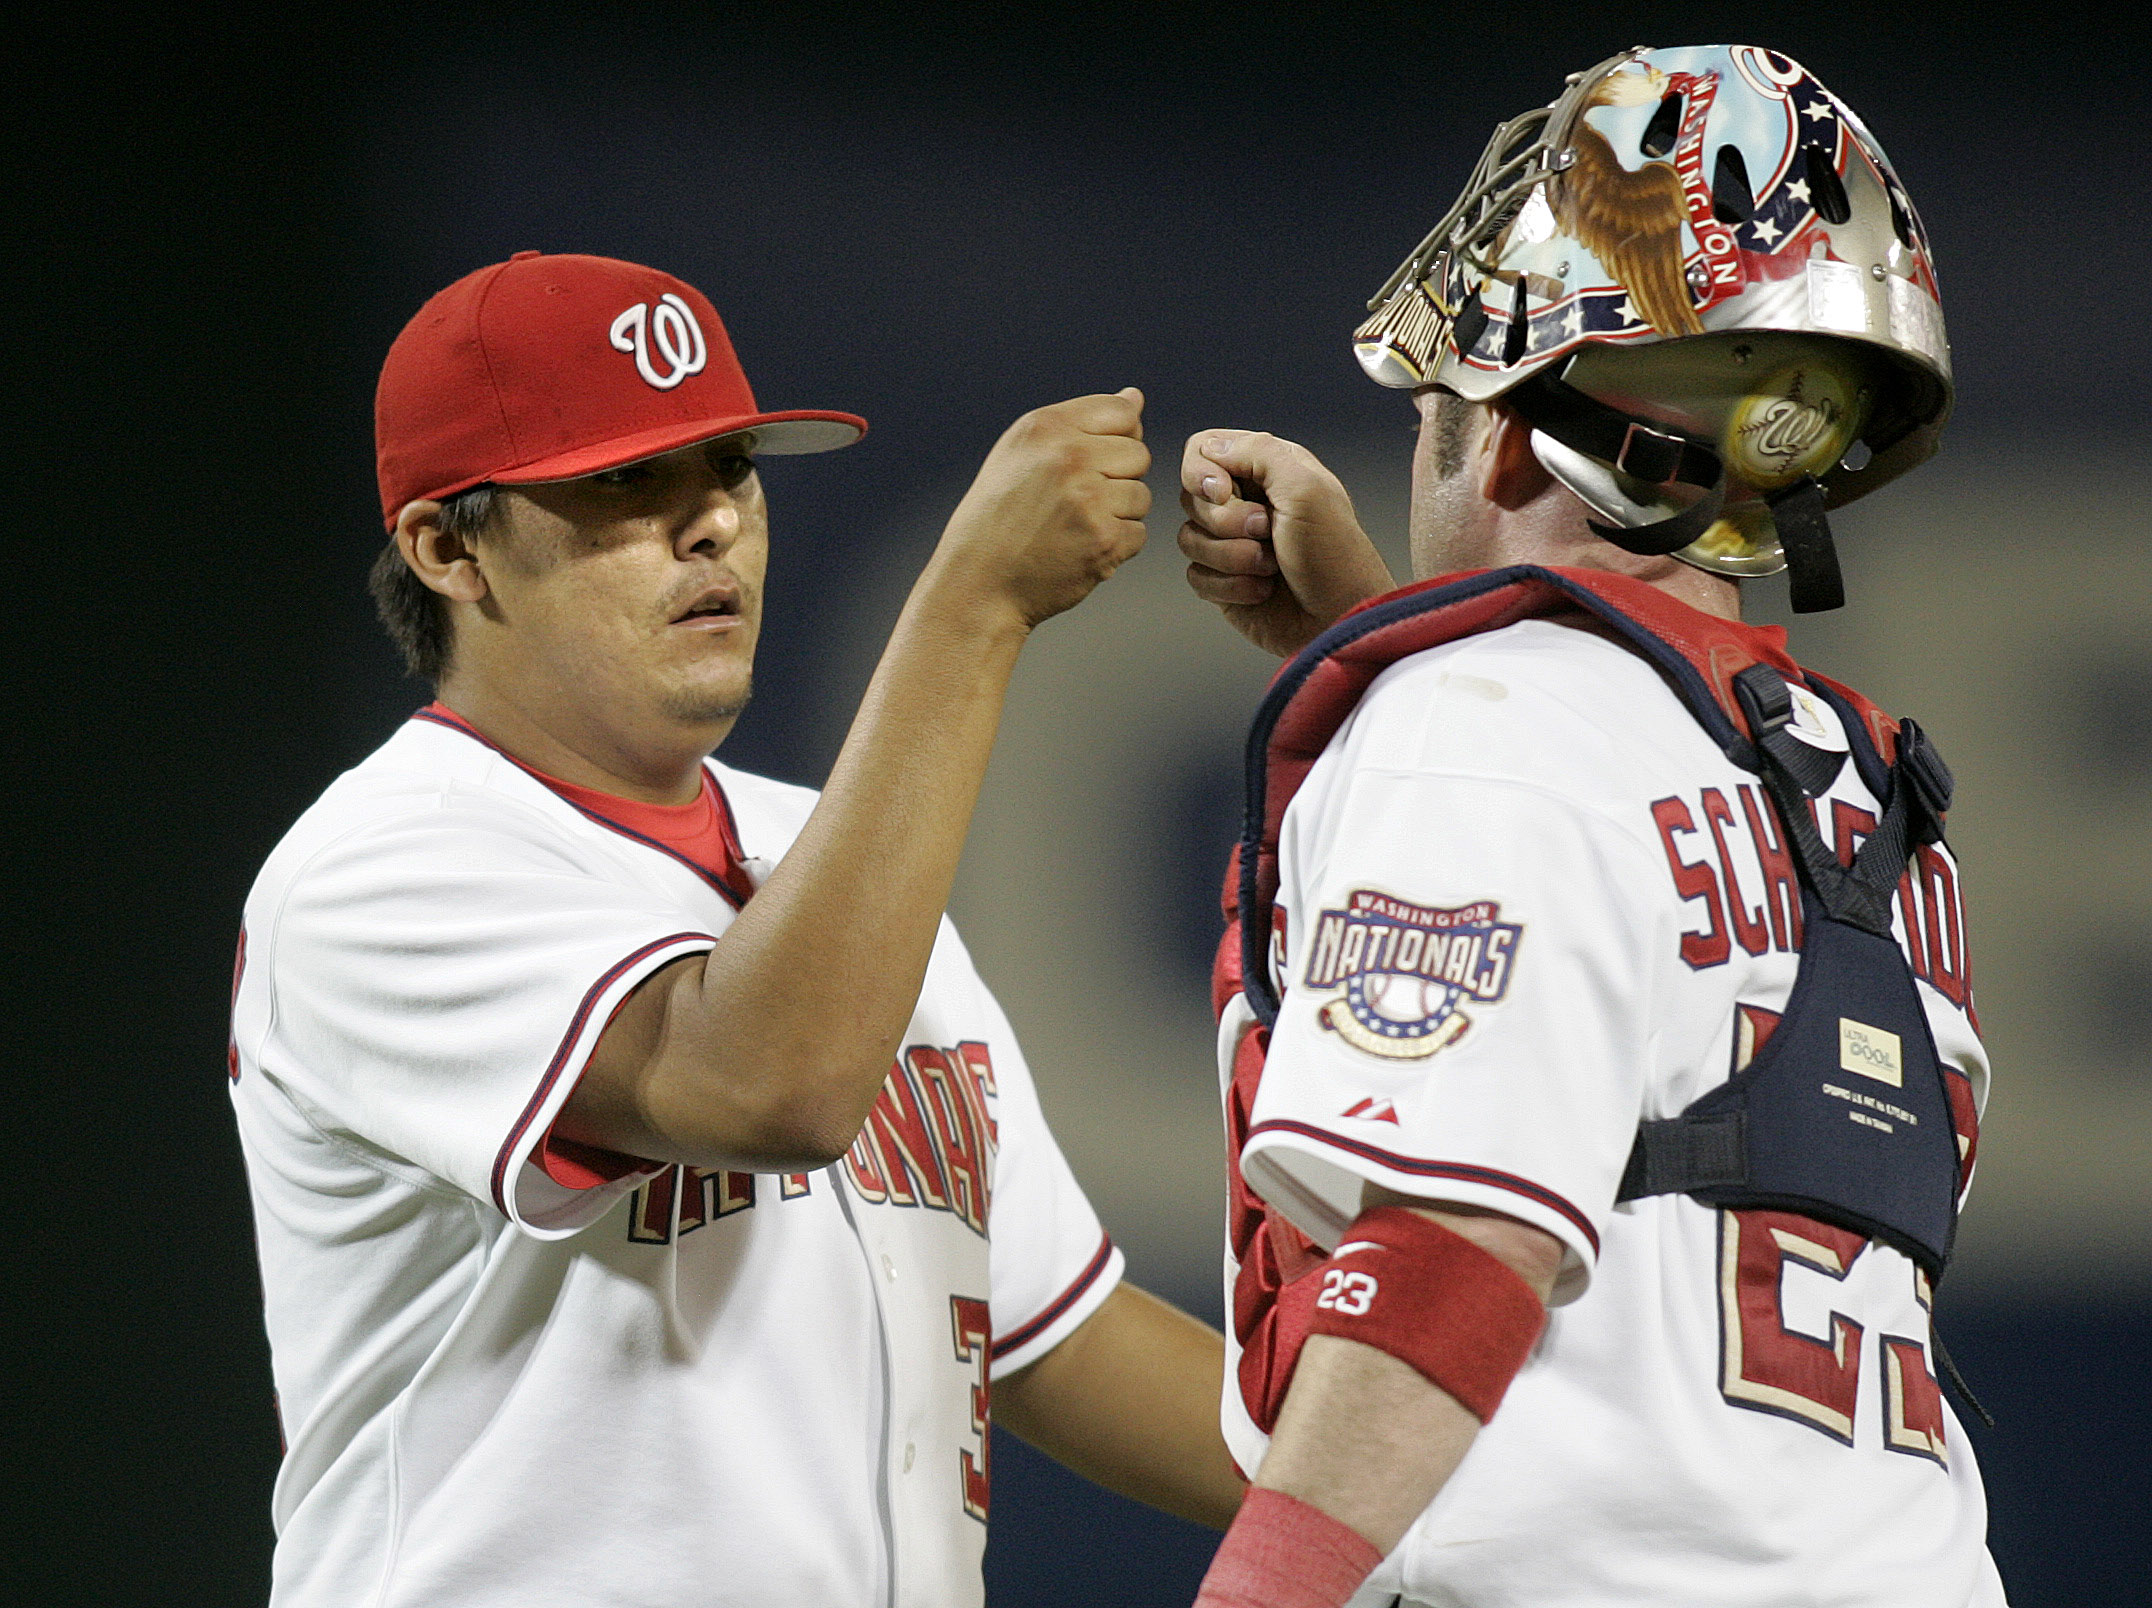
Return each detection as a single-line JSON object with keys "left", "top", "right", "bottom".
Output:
{"left": 1355, "top": 47, "right": 1649, "bottom": 386}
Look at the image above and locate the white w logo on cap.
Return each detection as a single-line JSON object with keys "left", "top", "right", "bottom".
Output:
{"left": 609, "top": 294, "right": 708, "bottom": 390}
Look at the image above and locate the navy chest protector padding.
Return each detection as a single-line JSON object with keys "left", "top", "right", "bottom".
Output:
{"left": 1236, "top": 564, "right": 1965, "bottom": 1280}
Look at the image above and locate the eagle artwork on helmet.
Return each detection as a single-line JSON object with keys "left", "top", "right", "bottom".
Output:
{"left": 1555, "top": 63, "right": 1704, "bottom": 340}
{"left": 1354, "top": 46, "right": 1953, "bottom": 612}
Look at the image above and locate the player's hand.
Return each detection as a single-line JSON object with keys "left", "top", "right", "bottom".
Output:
{"left": 928, "top": 389, "right": 1151, "bottom": 632}
{"left": 1179, "top": 430, "right": 1396, "bottom": 659}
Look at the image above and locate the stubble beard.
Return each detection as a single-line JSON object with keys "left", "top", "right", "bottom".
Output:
{"left": 662, "top": 674, "right": 753, "bottom": 728}
{"left": 659, "top": 597, "right": 758, "bottom": 729}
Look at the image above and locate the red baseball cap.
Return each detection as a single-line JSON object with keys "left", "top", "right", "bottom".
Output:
{"left": 374, "top": 251, "right": 867, "bottom": 528}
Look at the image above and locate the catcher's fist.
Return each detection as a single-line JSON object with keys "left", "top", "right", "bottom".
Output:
{"left": 1179, "top": 430, "right": 1395, "bottom": 659}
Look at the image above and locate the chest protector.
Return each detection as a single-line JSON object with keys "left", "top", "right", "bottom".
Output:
{"left": 1217, "top": 565, "right": 1977, "bottom": 1429}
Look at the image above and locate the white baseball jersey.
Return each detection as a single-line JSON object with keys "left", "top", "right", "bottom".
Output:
{"left": 230, "top": 712, "right": 1122, "bottom": 1608}
{"left": 1220, "top": 616, "right": 2005, "bottom": 1607}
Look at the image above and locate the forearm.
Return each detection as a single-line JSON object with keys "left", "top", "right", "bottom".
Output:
{"left": 1258, "top": 1196, "right": 1560, "bottom": 1548}
{"left": 995, "top": 1283, "right": 1247, "bottom": 1530}
{"left": 1251, "top": 1334, "right": 1475, "bottom": 1555}
{"left": 1187, "top": 1347, "right": 1462, "bottom": 1608}
{"left": 645, "top": 571, "right": 1029, "bottom": 1162}
{"left": 564, "top": 390, "right": 1149, "bottom": 1168}
{"left": 1196, "top": 1197, "right": 1562, "bottom": 1604}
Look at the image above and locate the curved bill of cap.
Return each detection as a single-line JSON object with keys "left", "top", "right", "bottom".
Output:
{"left": 488, "top": 408, "right": 866, "bottom": 488}
{"left": 378, "top": 251, "right": 872, "bottom": 522}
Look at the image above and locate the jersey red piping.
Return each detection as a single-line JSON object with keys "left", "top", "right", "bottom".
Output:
{"left": 410, "top": 707, "right": 750, "bottom": 909}
{"left": 1245, "top": 1118, "right": 1601, "bottom": 1255}
{"left": 488, "top": 930, "right": 716, "bottom": 1217}
{"left": 990, "top": 1231, "right": 1116, "bottom": 1361}
{"left": 227, "top": 925, "right": 249, "bottom": 1084}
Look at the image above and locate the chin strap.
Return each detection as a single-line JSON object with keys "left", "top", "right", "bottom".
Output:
{"left": 1500, "top": 374, "right": 1850, "bottom": 613}
{"left": 1500, "top": 371, "right": 1727, "bottom": 555}
{"left": 1767, "top": 476, "right": 1845, "bottom": 613}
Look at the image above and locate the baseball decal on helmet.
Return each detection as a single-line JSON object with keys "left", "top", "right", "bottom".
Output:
{"left": 1303, "top": 890, "right": 1521, "bottom": 1059}
{"left": 610, "top": 292, "right": 709, "bottom": 390}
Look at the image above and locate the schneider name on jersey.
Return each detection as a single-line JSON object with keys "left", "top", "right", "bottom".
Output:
{"left": 230, "top": 716, "right": 1122, "bottom": 1608}
{"left": 1222, "top": 615, "right": 2003, "bottom": 1608}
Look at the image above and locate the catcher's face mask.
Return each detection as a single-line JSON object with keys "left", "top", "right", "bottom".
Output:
{"left": 1356, "top": 45, "right": 1951, "bottom": 611}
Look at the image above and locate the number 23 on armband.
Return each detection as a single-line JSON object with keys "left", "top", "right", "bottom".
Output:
{"left": 1315, "top": 1268, "right": 1379, "bottom": 1317}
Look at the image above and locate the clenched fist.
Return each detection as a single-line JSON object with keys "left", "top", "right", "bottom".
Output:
{"left": 1179, "top": 430, "right": 1396, "bottom": 658}
{"left": 928, "top": 390, "right": 1152, "bottom": 632}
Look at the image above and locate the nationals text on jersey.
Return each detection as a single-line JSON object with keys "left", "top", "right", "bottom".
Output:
{"left": 1303, "top": 892, "right": 1522, "bottom": 1059}
{"left": 626, "top": 1039, "right": 1001, "bottom": 1244}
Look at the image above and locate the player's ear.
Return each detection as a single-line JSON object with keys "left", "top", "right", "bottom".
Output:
{"left": 395, "top": 500, "right": 490, "bottom": 603}
{"left": 1477, "top": 404, "right": 1554, "bottom": 512}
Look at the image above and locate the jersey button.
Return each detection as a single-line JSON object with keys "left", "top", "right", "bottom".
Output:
{"left": 881, "top": 1253, "right": 897, "bottom": 1283}
{"left": 903, "top": 1442, "right": 916, "bottom": 1473}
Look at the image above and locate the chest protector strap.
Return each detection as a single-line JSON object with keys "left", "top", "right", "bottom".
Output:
{"left": 1614, "top": 662, "right": 1962, "bottom": 1278}
{"left": 1230, "top": 564, "right": 1968, "bottom": 1284}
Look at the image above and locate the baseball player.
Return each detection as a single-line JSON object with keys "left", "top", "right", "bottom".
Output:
{"left": 228, "top": 251, "right": 1244, "bottom": 1607}
{"left": 1175, "top": 48, "right": 2003, "bottom": 1607}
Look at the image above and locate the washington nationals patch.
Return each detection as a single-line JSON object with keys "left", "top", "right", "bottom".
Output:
{"left": 1303, "top": 890, "right": 1522, "bottom": 1059}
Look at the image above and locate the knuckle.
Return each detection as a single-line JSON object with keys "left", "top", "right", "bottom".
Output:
{"left": 1010, "top": 409, "right": 1059, "bottom": 446}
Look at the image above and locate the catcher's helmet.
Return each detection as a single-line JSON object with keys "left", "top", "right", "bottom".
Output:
{"left": 1355, "top": 46, "right": 1950, "bottom": 611}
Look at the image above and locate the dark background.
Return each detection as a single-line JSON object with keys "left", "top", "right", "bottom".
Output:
{"left": 15, "top": 4, "right": 2147, "bottom": 1603}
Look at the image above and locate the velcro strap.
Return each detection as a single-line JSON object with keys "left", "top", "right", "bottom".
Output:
{"left": 1502, "top": 372, "right": 1721, "bottom": 491}
{"left": 1736, "top": 662, "right": 1793, "bottom": 731}
{"left": 1896, "top": 718, "right": 1954, "bottom": 832}
{"left": 1585, "top": 476, "right": 1727, "bottom": 557}
{"left": 1499, "top": 370, "right": 1729, "bottom": 556}
{"left": 1733, "top": 662, "right": 1903, "bottom": 935}
{"left": 1731, "top": 664, "right": 1843, "bottom": 797}
{"left": 1617, "top": 1113, "right": 1748, "bottom": 1201}
{"left": 1769, "top": 478, "right": 1845, "bottom": 614}
{"left": 1303, "top": 1207, "right": 1547, "bottom": 1422}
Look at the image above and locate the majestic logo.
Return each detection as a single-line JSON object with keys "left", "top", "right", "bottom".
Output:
{"left": 1303, "top": 890, "right": 1521, "bottom": 1059}
{"left": 609, "top": 293, "right": 708, "bottom": 390}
